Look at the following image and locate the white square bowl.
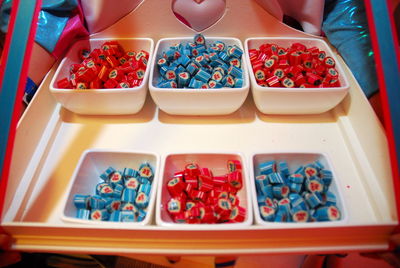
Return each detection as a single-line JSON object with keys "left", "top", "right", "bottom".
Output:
{"left": 61, "top": 149, "right": 160, "bottom": 226}
{"left": 156, "top": 153, "right": 253, "bottom": 229}
{"left": 250, "top": 152, "right": 347, "bottom": 227}
{"left": 244, "top": 37, "right": 350, "bottom": 114}
{"left": 149, "top": 37, "right": 250, "bottom": 115}
{"left": 50, "top": 38, "right": 154, "bottom": 115}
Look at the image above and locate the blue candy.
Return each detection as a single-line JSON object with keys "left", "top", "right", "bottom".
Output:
{"left": 305, "top": 192, "right": 323, "bottom": 209}
{"left": 76, "top": 209, "right": 90, "bottom": 220}
{"left": 137, "top": 210, "right": 147, "bottom": 222}
{"left": 228, "top": 65, "right": 242, "bottom": 78}
{"left": 109, "top": 211, "right": 122, "bottom": 222}
{"left": 194, "top": 69, "right": 212, "bottom": 83}
{"left": 188, "top": 78, "right": 203, "bottom": 88}
{"left": 123, "top": 168, "right": 139, "bottom": 179}
{"left": 218, "top": 51, "right": 230, "bottom": 62}
{"left": 259, "top": 161, "right": 276, "bottom": 175}
{"left": 113, "top": 184, "right": 124, "bottom": 198}
{"left": 121, "top": 188, "right": 137, "bottom": 203}
{"left": 268, "top": 172, "right": 284, "bottom": 184}
{"left": 120, "top": 211, "right": 135, "bottom": 222}
{"left": 139, "top": 183, "right": 152, "bottom": 196}
{"left": 90, "top": 195, "right": 106, "bottom": 209}
{"left": 90, "top": 209, "right": 109, "bottom": 221}
{"left": 73, "top": 194, "right": 90, "bottom": 209}
{"left": 234, "top": 78, "right": 244, "bottom": 88}
{"left": 100, "top": 166, "right": 116, "bottom": 181}
{"left": 261, "top": 184, "right": 273, "bottom": 198}
{"left": 259, "top": 205, "right": 275, "bottom": 221}
{"left": 135, "top": 192, "right": 149, "bottom": 209}
{"left": 227, "top": 45, "right": 243, "bottom": 58}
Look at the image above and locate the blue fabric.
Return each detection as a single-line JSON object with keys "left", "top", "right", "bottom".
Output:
{"left": 323, "top": 0, "right": 378, "bottom": 98}
{"left": 0, "top": 0, "right": 78, "bottom": 53}
{"left": 0, "top": 0, "right": 12, "bottom": 33}
{"left": 41, "top": 0, "right": 78, "bottom": 12}
{"left": 35, "top": 10, "right": 68, "bottom": 52}
{"left": 23, "top": 77, "right": 38, "bottom": 104}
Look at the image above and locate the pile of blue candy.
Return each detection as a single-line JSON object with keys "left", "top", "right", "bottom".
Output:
{"left": 73, "top": 163, "right": 154, "bottom": 222}
{"left": 156, "top": 34, "right": 244, "bottom": 89}
{"left": 255, "top": 159, "right": 341, "bottom": 223}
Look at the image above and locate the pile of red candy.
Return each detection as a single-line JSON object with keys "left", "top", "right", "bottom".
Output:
{"left": 165, "top": 160, "right": 246, "bottom": 224}
{"left": 248, "top": 43, "right": 341, "bottom": 88}
{"left": 56, "top": 41, "right": 149, "bottom": 90}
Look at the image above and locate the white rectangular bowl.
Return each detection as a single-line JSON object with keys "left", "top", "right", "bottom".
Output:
{"left": 61, "top": 149, "right": 160, "bottom": 226}
{"left": 244, "top": 37, "right": 350, "bottom": 114}
{"left": 149, "top": 37, "right": 250, "bottom": 115}
{"left": 156, "top": 153, "right": 253, "bottom": 229}
{"left": 50, "top": 38, "right": 154, "bottom": 115}
{"left": 250, "top": 152, "right": 347, "bottom": 227}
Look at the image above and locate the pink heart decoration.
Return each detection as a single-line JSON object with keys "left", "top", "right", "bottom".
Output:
{"left": 172, "top": 0, "right": 226, "bottom": 32}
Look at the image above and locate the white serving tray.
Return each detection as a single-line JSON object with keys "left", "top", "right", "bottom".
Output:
{"left": 1, "top": 0, "right": 397, "bottom": 255}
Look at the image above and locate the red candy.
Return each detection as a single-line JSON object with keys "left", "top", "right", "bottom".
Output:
{"left": 249, "top": 43, "right": 341, "bottom": 88}
{"left": 57, "top": 41, "right": 149, "bottom": 90}
{"left": 165, "top": 161, "right": 246, "bottom": 224}
{"left": 56, "top": 77, "right": 71, "bottom": 89}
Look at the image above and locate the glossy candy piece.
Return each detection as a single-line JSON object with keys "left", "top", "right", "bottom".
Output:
{"left": 167, "top": 176, "right": 186, "bottom": 196}
{"left": 76, "top": 209, "right": 90, "bottom": 220}
{"left": 125, "top": 177, "right": 140, "bottom": 190}
{"left": 109, "top": 211, "right": 122, "bottom": 222}
{"left": 139, "top": 183, "right": 152, "bottom": 196}
{"left": 121, "top": 202, "right": 138, "bottom": 212}
{"left": 121, "top": 188, "right": 137, "bottom": 203}
{"left": 139, "top": 163, "right": 154, "bottom": 180}
{"left": 121, "top": 211, "right": 136, "bottom": 222}
{"left": 109, "top": 171, "right": 123, "bottom": 187}
{"left": 167, "top": 198, "right": 183, "bottom": 216}
{"left": 135, "top": 192, "right": 149, "bottom": 209}
{"left": 74, "top": 194, "right": 90, "bottom": 209}
{"left": 99, "top": 185, "right": 114, "bottom": 198}
{"left": 100, "top": 166, "right": 116, "bottom": 181}
{"left": 90, "top": 209, "right": 109, "bottom": 221}
{"left": 106, "top": 199, "right": 121, "bottom": 212}
{"left": 259, "top": 205, "right": 275, "bottom": 221}
{"left": 90, "top": 195, "right": 106, "bottom": 209}
{"left": 230, "top": 206, "right": 246, "bottom": 222}
{"left": 57, "top": 77, "right": 71, "bottom": 88}
{"left": 292, "top": 210, "right": 309, "bottom": 222}
{"left": 315, "top": 205, "right": 340, "bottom": 221}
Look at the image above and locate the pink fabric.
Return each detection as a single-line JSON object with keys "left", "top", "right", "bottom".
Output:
{"left": 81, "top": 0, "right": 142, "bottom": 34}
{"left": 51, "top": 14, "right": 89, "bottom": 59}
{"left": 256, "top": 0, "right": 325, "bottom": 35}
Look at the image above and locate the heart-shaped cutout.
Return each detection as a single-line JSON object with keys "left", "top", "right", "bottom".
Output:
{"left": 172, "top": 0, "right": 226, "bottom": 32}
